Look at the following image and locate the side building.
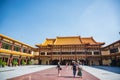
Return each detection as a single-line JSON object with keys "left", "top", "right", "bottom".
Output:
{"left": 0, "top": 34, "right": 34, "bottom": 66}
{"left": 101, "top": 40, "right": 120, "bottom": 66}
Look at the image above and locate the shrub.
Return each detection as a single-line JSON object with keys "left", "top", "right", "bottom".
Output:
{"left": 28, "top": 60, "right": 32, "bottom": 65}
{"left": 12, "top": 60, "right": 18, "bottom": 66}
{"left": 0, "top": 59, "right": 2, "bottom": 67}
{"left": 2, "top": 61, "right": 6, "bottom": 67}
{"left": 22, "top": 60, "right": 26, "bottom": 65}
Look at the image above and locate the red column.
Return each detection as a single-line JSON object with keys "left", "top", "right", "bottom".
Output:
{"left": 0, "top": 38, "right": 3, "bottom": 49}
{"left": 20, "top": 45, "right": 23, "bottom": 52}
{"left": 60, "top": 45, "right": 62, "bottom": 62}
{"left": 7, "top": 57, "right": 9, "bottom": 66}
{"left": 11, "top": 42, "right": 15, "bottom": 51}
{"left": 8, "top": 54, "right": 13, "bottom": 66}
{"left": 75, "top": 45, "right": 77, "bottom": 61}
{"left": 51, "top": 45, "right": 53, "bottom": 64}
{"left": 26, "top": 47, "right": 29, "bottom": 53}
{"left": 26, "top": 57, "right": 28, "bottom": 65}
{"left": 18, "top": 56, "right": 21, "bottom": 65}
{"left": 39, "top": 47, "right": 41, "bottom": 64}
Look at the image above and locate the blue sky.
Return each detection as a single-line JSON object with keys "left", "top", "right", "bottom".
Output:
{"left": 0, "top": 0, "right": 120, "bottom": 47}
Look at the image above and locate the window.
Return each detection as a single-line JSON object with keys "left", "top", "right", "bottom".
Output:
{"left": 110, "top": 48, "right": 119, "bottom": 53}
{"left": 94, "top": 52, "right": 100, "bottom": 55}
{"left": 2, "top": 43, "right": 12, "bottom": 50}
{"left": 14, "top": 46, "right": 19, "bottom": 51}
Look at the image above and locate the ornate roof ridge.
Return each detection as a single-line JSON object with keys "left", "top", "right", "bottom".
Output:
{"left": 56, "top": 36, "right": 80, "bottom": 38}
{"left": 46, "top": 38, "right": 56, "bottom": 40}
{"left": 81, "top": 36, "right": 92, "bottom": 39}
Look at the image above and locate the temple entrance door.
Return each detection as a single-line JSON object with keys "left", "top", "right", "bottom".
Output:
{"left": 39, "top": 60, "right": 41, "bottom": 65}
{"left": 78, "top": 59, "right": 86, "bottom": 65}
{"left": 61, "top": 59, "right": 72, "bottom": 65}
{"left": 51, "top": 59, "right": 59, "bottom": 65}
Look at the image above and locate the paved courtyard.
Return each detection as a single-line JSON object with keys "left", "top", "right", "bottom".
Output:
{"left": 0, "top": 65, "right": 120, "bottom": 80}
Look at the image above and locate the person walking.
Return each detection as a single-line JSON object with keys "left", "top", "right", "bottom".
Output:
{"left": 77, "top": 62, "right": 83, "bottom": 79}
{"left": 57, "top": 61, "right": 62, "bottom": 76}
{"left": 72, "top": 61, "right": 77, "bottom": 78}
{"left": 66, "top": 62, "right": 68, "bottom": 70}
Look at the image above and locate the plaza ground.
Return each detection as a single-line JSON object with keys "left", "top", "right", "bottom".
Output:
{"left": 0, "top": 65, "right": 120, "bottom": 80}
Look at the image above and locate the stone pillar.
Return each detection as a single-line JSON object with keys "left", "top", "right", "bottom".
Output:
{"left": 92, "top": 51, "right": 94, "bottom": 55}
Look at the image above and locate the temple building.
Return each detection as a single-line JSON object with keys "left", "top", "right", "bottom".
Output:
{"left": 35, "top": 36, "right": 105, "bottom": 65}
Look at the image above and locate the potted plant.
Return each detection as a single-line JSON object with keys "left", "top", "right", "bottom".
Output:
{"left": 22, "top": 60, "right": 26, "bottom": 65}
{"left": 28, "top": 60, "right": 32, "bottom": 65}
{"left": 0, "top": 59, "right": 2, "bottom": 67}
{"left": 2, "top": 61, "right": 6, "bottom": 67}
{"left": 12, "top": 60, "right": 18, "bottom": 66}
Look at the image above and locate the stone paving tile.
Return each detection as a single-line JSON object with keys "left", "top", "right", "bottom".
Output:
{"left": 8, "top": 66, "right": 100, "bottom": 80}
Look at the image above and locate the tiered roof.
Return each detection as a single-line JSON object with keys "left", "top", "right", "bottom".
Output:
{"left": 54, "top": 36, "right": 82, "bottom": 45}
{"left": 41, "top": 38, "right": 55, "bottom": 46}
{"left": 36, "top": 36, "right": 104, "bottom": 46}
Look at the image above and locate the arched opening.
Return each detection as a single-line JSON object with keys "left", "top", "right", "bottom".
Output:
{"left": 51, "top": 59, "right": 59, "bottom": 65}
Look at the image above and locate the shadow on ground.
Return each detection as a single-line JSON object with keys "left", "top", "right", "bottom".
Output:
{"left": 91, "top": 66, "right": 120, "bottom": 74}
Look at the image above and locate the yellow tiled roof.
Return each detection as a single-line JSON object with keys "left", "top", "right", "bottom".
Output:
{"left": 0, "top": 34, "right": 33, "bottom": 48}
{"left": 0, "top": 49, "right": 33, "bottom": 57}
{"left": 42, "top": 38, "right": 55, "bottom": 46}
{"left": 54, "top": 36, "right": 82, "bottom": 45}
{"left": 81, "top": 37, "right": 105, "bottom": 45}
{"left": 36, "top": 36, "right": 104, "bottom": 46}
{"left": 81, "top": 37, "right": 96, "bottom": 44}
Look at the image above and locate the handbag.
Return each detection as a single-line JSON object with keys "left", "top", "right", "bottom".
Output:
{"left": 60, "top": 67, "right": 62, "bottom": 70}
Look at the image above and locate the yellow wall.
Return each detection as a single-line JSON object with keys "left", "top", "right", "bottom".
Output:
{"left": 33, "top": 52, "right": 39, "bottom": 56}
{"left": 101, "top": 50, "right": 110, "bottom": 55}
{"left": 102, "top": 59, "right": 111, "bottom": 66}
{"left": 41, "top": 58, "right": 50, "bottom": 65}
{"left": 33, "top": 60, "right": 39, "bottom": 64}
{"left": 89, "top": 60, "right": 99, "bottom": 66}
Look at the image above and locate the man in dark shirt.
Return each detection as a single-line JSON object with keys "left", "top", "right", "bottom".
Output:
{"left": 72, "top": 61, "right": 77, "bottom": 78}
